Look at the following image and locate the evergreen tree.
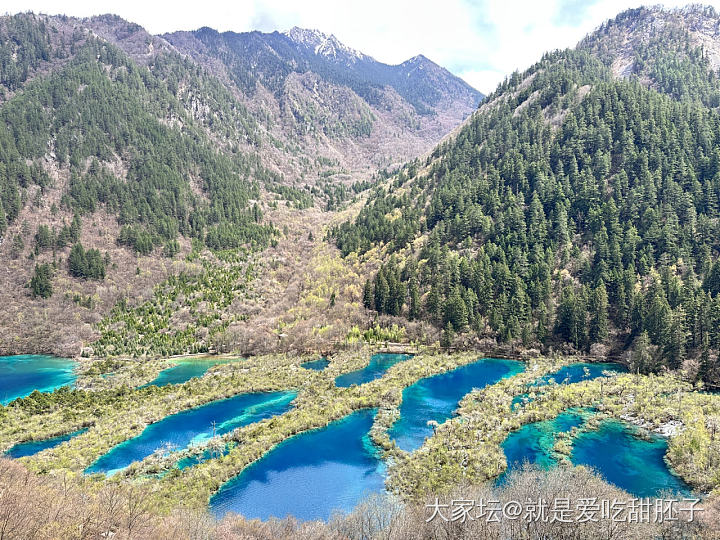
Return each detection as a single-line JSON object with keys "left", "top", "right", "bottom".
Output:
{"left": 664, "top": 309, "right": 688, "bottom": 369}
{"left": 374, "top": 269, "right": 388, "bottom": 314}
{"left": 555, "top": 285, "right": 579, "bottom": 345}
{"left": 34, "top": 224, "right": 53, "bottom": 252}
{"left": 69, "top": 242, "right": 105, "bottom": 280}
{"left": 440, "top": 321, "right": 454, "bottom": 349}
{"left": 704, "top": 260, "right": 720, "bottom": 297}
{"left": 29, "top": 263, "right": 53, "bottom": 299}
{"left": 589, "top": 281, "right": 609, "bottom": 344}
{"left": 425, "top": 284, "right": 442, "bottom": 324}
{"left": 408, "top": 278, "right": 420, "bottom": 320}
{"left": 68, "top": 243, "right": 87, "bottom": 278}
{"left": 630, "top": 331, "right": 655, "bottom": 374}
{"left": 362, "top": 279, "right": 373, "bottom": 309}
{"left": 443, "top": 287, "right": 468, "bottom": 331}
{"left": 10, "top": 234, "right": 24, "bottom": 259}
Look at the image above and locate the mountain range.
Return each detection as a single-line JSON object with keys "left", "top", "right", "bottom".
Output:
{"left": 83, "top": 14, "right": 483, "bottom": 176}
{"left": 3, "top": 5, "right": 720, "bottom": 390}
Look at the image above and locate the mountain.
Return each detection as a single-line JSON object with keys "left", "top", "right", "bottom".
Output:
{"left": 161, "top": 25, "right": 482, "bottom": 174}
{"left": 0, "top": 12, "right": 480, "bottom": 356}
{"left": 333, "top": 5, "right": 720, "bottom": 385}
{"left": 0, "top": 13, "right": 287, "bottom": 354}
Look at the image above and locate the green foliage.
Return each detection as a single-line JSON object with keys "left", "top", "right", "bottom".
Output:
{"left": 118, "top": 225, "right": 154, "bottom": 255}
{"left": 92, "top": 250, "right": 254, "bottom": 357}
{"left": 10, "top": 234, "right": 24, "bottom": 258}
{"left": 0, "top": 14, "right": 51, "bottom": 91}
{"left": 362, "top": 279, "right": 373, "bottom": 309}
{"left": 29, "top": 262, "right": 53, "bottom": 298}
{"left": 440, "top": 322, "right": 454, "bottom": 348}
{"left": 345, "top": 324, "right": 406, "bottom": 343}
{"left": 34, "top": 224, "right": 53, "bottom": 252}
{"left": 163, "top": 239, "right": 180, "bottom": 258}
{"left": 0, "top": 16, "right": 275, "bottom": 253}
{"left": 267, "top": 183, "right": 314, "bottom": 209}
{"left": 68, "top": 243, "right": 106, "bottom": 280}
{"left": 589, "top": 281, "right": 609, "bottom": 344}
{"left": 55, "top": 215, "right": 81, "bottom": 248}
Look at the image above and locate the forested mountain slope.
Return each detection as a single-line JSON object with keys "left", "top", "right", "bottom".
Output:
{"left": 0, "top": 13, "right": 280, "bottom": 355}
{"left": 0, "top": 12, "right": 479, "bottom": 356}
{"left": 333, "top": 5, "right": 720, "bottom": 385}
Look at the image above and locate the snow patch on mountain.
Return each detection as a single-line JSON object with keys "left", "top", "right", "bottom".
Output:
{"left": 284, "top": 27, "right": 370, "bottom": 64}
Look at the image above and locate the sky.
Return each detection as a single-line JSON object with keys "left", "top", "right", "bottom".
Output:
{"left": 2, "top": 0, "right": 716, "bottom": 93}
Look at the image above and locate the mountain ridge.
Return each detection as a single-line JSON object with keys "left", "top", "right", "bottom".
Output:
{"left": 333, "top": 4, "right": 720, "bottom": 386}
{"left": 160, "top": 23, "right": 482, "bottom": 175}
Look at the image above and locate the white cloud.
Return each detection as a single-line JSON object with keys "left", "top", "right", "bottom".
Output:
{"left": 458, "top": 69, "right": 507, "bottom": 94}
{"left": 2, "top": 0, "right": 718, "bottom": 93}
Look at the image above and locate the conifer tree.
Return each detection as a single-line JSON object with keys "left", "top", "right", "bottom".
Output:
{"left": 29, "top": 263, "right": 53, "bottom": 299}
{"left": 589, "top": 281, "right": 609, "bottom": 344}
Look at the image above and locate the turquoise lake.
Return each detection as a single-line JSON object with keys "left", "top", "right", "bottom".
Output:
{"left": 140, "top": 357, "right": 241, "bottom": 388}
{"left": 512, "top": 362, "right": 627, "bottom": 408}
{"left": 535, "top": 362, "right": 627, "bottom": 385}
{"left": 85, "top": 391, "right": 296, "bottom": 476}
{"left": 176, "top": 444, "right": 230, "bottom": 470}
{"left": 571, "top": 419, "right": 691, "bottom": 497}
{"left": 334, "top": 353, "right": 411, "bottom": 387}
{"left": 388, "top": 358, "right": 524, "bottom": 452}
{"left": 501, "top": 414, "right": 690, "bottom": 497}
{"left": 0, "top": 355, "right": 76, "bottom": 405}
{"left": 301, "top": 358, "right": 330, "bottom": 371}
{"left": 209, "top": 408, "right": 385, "bottom": 521}
{"left": 498, "top": 410, "right": 584, "bottom": 484}
{"left": 4, "top": 428, "right": 89, "bottom": 459}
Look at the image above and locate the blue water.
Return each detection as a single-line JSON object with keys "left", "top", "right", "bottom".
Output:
{"left": 512, "top": 362, "right": 627, "bottom": 408}
{"left": 335, "top": 353, "right": 411, "bottom": 387}
{"left": 537, "top": 362, "right": 627, "bottom": 386}
{"left": 0, "top": 355, "right": 76, "bottom": 405}
{"left": 209, "top": 408, "right": 385, "bottom": 521}
{"left": 177, "top": 444, "right": 231, "bottom": 469}
{"left": 500, "top": 414, "right": 690, "bottom": 497}
{"left": 85, "top": 391, "right": 296, "bottom": 476}
{"left": 301, "top": 358, "right": 330, "bottom": 371}
{"left": 571, "top": 420, "right": 691, "bottom": 497}
{"left": 4, "top": 428, "right": 89, "bottom": 458}
{"left": 498, "top": 411, "right": 584, "bottom": 484}
{"left": 140, "top": 357, "right": 241, "bottom": 388}
{"left": 388, "top": 358, "right": 524, "bottom": 452}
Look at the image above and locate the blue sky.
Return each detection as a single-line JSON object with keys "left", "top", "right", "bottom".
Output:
{"left": 2, "top": 0, "right": 713, "bottom": 93}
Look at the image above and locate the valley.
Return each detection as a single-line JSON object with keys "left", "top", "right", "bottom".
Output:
{"left": 1, "top": 4, "right": 720, "bottom": 539}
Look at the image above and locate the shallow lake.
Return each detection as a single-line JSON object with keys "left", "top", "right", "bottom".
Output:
{"left": 140, "top": 357, "right": 241, "bottom": 388}
{"left": 4, "top": 428, "right": 89, "bottom": 459}
{"left": 0, "top": 355, "right": 76, "bottom": 405}
{"left": 498, "top": 410, "right": 584, "bottom": 484}
{"left": 209, "top": 408, "right": 385, "bottom": 521}
{"left": 85, "top": 391, "right": 296, "bottom": 476}
{"left": 536, "top": 362, "right": 627, "bottom": 385}
{"left": 301, "top": 358, "right": 330, "bottom": 371}
{"left": 500, "top": 414, "right": 691, "bottom": 497}
{"left": 571, "top": 419, "right": 691, "bottom": 497}
{"left": 388, "top": 358, "right": 524, "bottom": 452}
{"left": 335, "top": 353, "right": 412, "bottom": 387}
{"left": 512, "top": 362, "right": 628, "bottom": 408}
